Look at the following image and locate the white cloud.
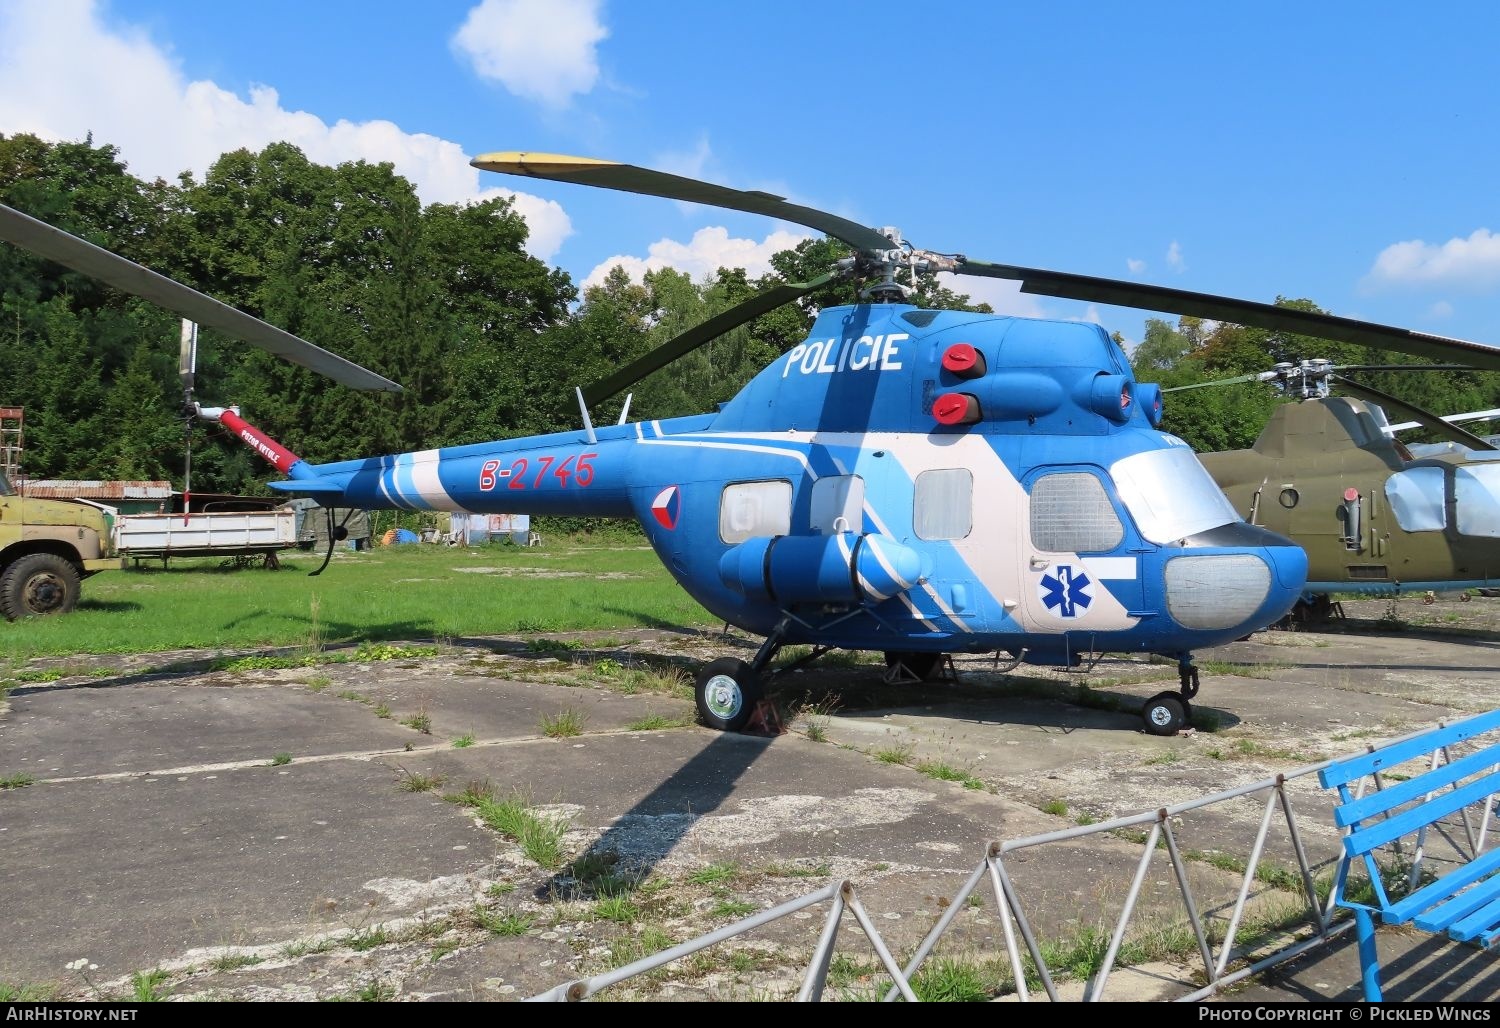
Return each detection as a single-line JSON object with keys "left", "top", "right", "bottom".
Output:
{"left": 1166, "top": 241, "right": 1185, "bottom": 272}
{"left": 583, "top": 226, "right": 812, "bottom": 289}
{"left": 937, "top": 274, "right": 1048, "bottom": 318}
{"left": 1366, "top": 229, "right": 1500, "bottom": 290}
{"left": 452, "top": 0, "right": 607, "bottom": 108}
{"left": 1126, "top": 258, "right": 1146, "bottom": 275}
{"left": 1429, "top": 300, "right": 1454, "bottom": 318}
{"left": 0, "top": 0, "right": 571, "bottom": 260}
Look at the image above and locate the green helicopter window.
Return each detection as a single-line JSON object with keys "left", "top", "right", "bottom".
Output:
{"left": 1029, "top": 472, "right": 1123, "bottom": 553}
{"left": 1385, "top": 467, "right": 1446, "bottom": 532}
{"left": 913, "top": 468, "right": 972, "bottom": 540}
{"left": 1455, "top": 465, "right": 1500, "bottom": 538}
{"left": 719, "top": 480, "right": 792, "bottom": 544}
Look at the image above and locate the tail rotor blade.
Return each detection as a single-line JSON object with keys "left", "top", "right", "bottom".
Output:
{"left": 179, "top": 319, "right": 198, "bottom": 392}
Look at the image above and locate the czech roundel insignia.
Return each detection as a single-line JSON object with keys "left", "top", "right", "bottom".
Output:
{"left": 1038, "top": 564, "right": 1093, "bottom": 618}
{"left": 651, "top": 485, "right": 681, "bottom": 530}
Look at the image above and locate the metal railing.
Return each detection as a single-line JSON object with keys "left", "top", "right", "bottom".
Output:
{"left": 528, "top": 716, "right": 1499, "bottom": 1002}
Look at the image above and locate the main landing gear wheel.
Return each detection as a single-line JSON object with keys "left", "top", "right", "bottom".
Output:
{"left": 695, "top": 657, "right": 763, "bottom": 733}
{"left": 1143, "top": 692, "right": 1188, "bottom": 736}
{"left": 883, "top": 651, "right": 942, "bottom": 682}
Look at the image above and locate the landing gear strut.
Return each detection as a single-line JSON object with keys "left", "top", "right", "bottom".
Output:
{"left": 1142, "top": 658, "right": 1200, "bottom": 736}
{"left": 694, "top": 621, "right": 790, "bottom": 732}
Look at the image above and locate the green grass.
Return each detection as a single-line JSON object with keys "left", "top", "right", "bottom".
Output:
{"left": 872, "top": 743, "right": 914, "bottom": 765}
{"left": 1041, "top": 799, "right": 1068, "bottom": 817}
{"left": 687, "top": 862, "right": 741, "bottom": 885}
{"left": 471, "top": 907, "right": 534, "bottom": 936}
{"left": 347, "top": 926, "right": 390, "bottom": 952}
{"left": 0, "top": 773, "right": 35, "bottom": 789}
{"left": 626, "top": 712, "right": 692, "bottom": 731}
{"left": 911, "top": 957, "right": 1002, "bottom": 1002}
{"left": 270, "top": 752, "right": 292, "bottom": 766}
{"left": 130, "top": 969, "right": 169, "bottom": 1002}
{"left": 593, "top": 895, "right": 641, "bottom": 923}
{"left": 0, "top": 543, "right": 714, "bottom": 660}
{"left": 711, "top": 899, "right": 757, "bottom": 918}
{"left": 540, "top": 708, "right": 586, "bottom": 738}
{"left": 401, "top": 711, "right": 433, "bottom": 734}
{"left": 0, "top": 983, "right": 60, "bottom": 1001}
{"left": 914, "top": 759, "right": 987, "bottom": 791}
{"left": 452, "top": 734, "right": 476, "bottom": 748}
{"left": 208, "top": 953, "right": 263, "bottom": 972}
{"left": 452, "top": 783, "right": 570, "bottom": 869}
{"left": 396, "top": 768, "right": 446, "bottom": 792}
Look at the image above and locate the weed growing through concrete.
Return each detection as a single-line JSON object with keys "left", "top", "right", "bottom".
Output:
{"left": 762, "top": 860, "right": 831, "bottom": 878}
{"left": 270, "top": 753, "right": 292, "bottom": 766}
{"left": 687, "top": 862, "right": 740, "bottom": 885}
{"left": 130, "top": 969, "right": 169, "bottom": 1002}
{"left": 541, "top": 708, "right": 586, "bottom": 738}
{"left": 873, "top": 743, "right": 914, "bottom": 765}
{"left": 452, "top": 734, "right": 475, "bottom": 748}
{"left": 208, "top": 953, "right": 263, "bottom": 972}
{"left": 915, "top": 759, "right": 987, "bottom": 791}
{"left": 347, "top": 926, "right": 389, "bottom": 952}
{"left": 1041, "top": 799, "right": 1068, "bottom": 817}
{"left": 451, "top": 782, "right": 570, "bottom": 869}
{"left": 626, "top": 712, "right": 692, "bottom": 731}
{"left": 593, "top": 895, "right": 641, "bottom": 923}
{"left": 305, "top": 675, "right": 331, "bottom": 692}
{"left": 0, "top": 772, "right": 34, "bottom": 789}
{"left": 402, "top": 710, "right": 433, "bottom": 734}
{"left": 711, "top": 899, "right": 756, "bottom": 918}
{"left": 396, "top": 768, "right": 446, "bottom": 793}
{"left": 470, "top": 907, "right": 534, "bottom": 936}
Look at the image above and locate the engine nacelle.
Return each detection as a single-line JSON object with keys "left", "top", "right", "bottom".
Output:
{"left": 719, "top": 532, "right": 925, "bottom": 605}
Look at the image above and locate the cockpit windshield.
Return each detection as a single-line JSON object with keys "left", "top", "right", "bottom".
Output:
{"left": 1111, "top": 444, "right": 1240, "bottom": 544}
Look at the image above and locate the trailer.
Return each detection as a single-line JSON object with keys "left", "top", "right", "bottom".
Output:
{"left": 115, "top": 509, "right": 297, "bottom": 568}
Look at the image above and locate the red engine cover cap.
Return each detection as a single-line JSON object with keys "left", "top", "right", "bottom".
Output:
{"left": 933, "top": 392, "right": 981, "bottom": 426}
{"left": 941, "top": 343, "right": 986, "bottom": 379}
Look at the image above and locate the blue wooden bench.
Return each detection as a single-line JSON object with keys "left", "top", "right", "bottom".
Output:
{"left": 1319, "top": 708, "right": 1500, "bottom": 1002}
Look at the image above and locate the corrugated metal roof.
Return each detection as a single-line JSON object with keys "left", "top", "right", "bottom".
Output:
{"left": 19, "top": 479, "right": 174, "bottom": 500}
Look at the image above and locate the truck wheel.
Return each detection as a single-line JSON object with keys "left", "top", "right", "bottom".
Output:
{"left": 1, "top": 553, "right": 82, "bottom": 620}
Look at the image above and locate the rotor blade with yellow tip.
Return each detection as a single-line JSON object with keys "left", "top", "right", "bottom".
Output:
{"left": 472, "top": 151, "right": 895, "bottom": 253}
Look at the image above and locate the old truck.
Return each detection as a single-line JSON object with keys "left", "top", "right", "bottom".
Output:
{"left": 0, "top": 469, "right": 123, "bottom": 619}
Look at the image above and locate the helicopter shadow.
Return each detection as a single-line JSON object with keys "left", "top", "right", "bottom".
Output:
{"left": 538, "top": 729, "right": 779, "bottom": 899}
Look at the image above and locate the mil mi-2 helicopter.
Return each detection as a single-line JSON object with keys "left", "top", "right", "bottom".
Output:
{"left": 1169, "top": 359, "right": 1500, "bottom": 620}
{"left": 11, "top": 150, "right": 1490, "bottom": 736}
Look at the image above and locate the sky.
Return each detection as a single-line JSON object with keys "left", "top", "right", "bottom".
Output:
{"left": 3, "top": 0, "right": 1500, "bottom": 353}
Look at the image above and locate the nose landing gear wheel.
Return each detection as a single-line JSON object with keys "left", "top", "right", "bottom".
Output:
{"left": 1143, "top": 692, "right": 1187, "bottom": 736}
{"left": 695, "top": 657, "right": 763, "bottom": 733}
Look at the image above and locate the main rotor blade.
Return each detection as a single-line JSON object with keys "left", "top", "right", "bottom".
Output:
{"left": 472, "top": 152, "right": 896, "bottom": 253}
{"left": 958, "top": 260, "right": 1500, "bottom": 371}
{"left": 1162, "top": 371, "right": 1277, "bottom": 393}
{"left": 582, "top": 275, "right": 834, "bottom": 405}
{"left": 1335, "top": 377, "right": 1500, "bottom": 451}
{"left": 0, "top": 203, "right": 402, "bottom": 392}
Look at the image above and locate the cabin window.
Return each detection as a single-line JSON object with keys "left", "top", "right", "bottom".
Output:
{"left": 1030, "top": 472, "right": 1123, "bottom": 552}
{"left": 1455, "top": 464, "right": 1500, "bottom": 538}
{"left": 1111, "top": 445, "right": 1239, "bottom": 544}
{"left": 913, "top": 468, "right": 973, "bottom": 540}
{"left": 1385, "top": 468, "right": 1446, "bottom": 532}
{"left": 719, "top": 480, "right": 792, "bottom": 543}
{"left": 811, "top": 475, "right": 864, "bottom": 534}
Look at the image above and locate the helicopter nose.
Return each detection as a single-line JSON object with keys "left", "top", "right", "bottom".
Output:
{"left": 1162, "top": 524, "right": 1308, "bottom": 633}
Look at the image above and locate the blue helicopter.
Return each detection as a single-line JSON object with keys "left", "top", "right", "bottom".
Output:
{"left": 29, "top": 150, "right": 1491, "bottom": 735}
